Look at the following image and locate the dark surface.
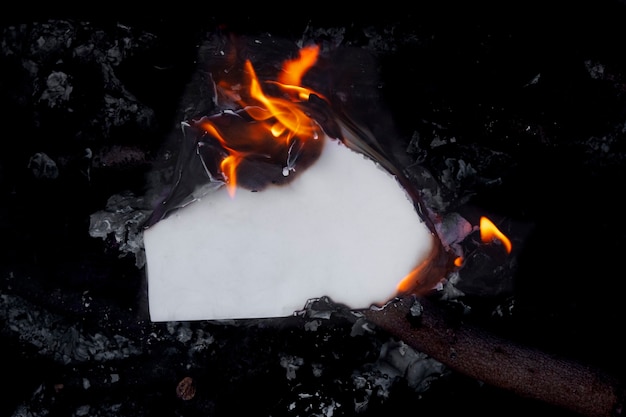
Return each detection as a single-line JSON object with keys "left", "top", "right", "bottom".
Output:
{"left": 2, "top": 3, "right": 626, "bottom": 416}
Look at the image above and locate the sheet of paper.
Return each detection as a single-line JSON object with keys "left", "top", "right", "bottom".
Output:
{"left": 143, "top": 135, "right": 434, "bottom": 321}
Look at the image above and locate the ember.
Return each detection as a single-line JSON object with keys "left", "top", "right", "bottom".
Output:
{"left": 176, "top": 376, "right": 196, "bottom": 401}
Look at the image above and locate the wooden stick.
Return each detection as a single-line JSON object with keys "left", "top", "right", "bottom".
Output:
{"left": 362, "top": 296, "right": 624, "bottom": 417}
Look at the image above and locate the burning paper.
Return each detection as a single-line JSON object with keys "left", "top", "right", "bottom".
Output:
{"left": 143, "top": 42, "right": 449, "bottom": 321}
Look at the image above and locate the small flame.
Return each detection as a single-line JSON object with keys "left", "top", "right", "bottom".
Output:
{"left": 278, "top": 45, "right": 320, "bottom": 87}
{"left": 397, "top": 260, "right": 429, "bottom": 293}
{"left": 395, "top": 243, "right": 457, "bottom": 295}
{"left": 200, "top": 44, "right": 324, "bottom": 197}
{"left": 480, "top": 216, "right": 512, "bottom": 254}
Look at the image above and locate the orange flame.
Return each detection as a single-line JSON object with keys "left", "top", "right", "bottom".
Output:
{"left": 200, "top": 45, "right": 324, "bottom": 197}
{"left": 397, "top": 260, "right": 429, "bottom": 293}
{"left": 279, "top": 45, "right": 320, "bottom": 87}
{"left": 480, "top": 216, "right": 512, "bottom": 254}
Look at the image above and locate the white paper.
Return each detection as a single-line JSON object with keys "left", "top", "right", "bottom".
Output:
{"left": 144, "top": 135, "right": 434, "bottom": 321}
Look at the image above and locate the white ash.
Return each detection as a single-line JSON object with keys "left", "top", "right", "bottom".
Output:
{"left": 585, "top": 60, "right": 606, "bottom": 79}
{"left": 27, "top": 152, "right": 59, "bottom": 180}
{"left": 88, "top": 190, "right": 152, "bottom": 268}
{"left": 410, "top": 299, "right": 424, "bottom": 317}
{"left": 297, "top": 26, "right": 346, "bottom": 51}
{"left": 38, "top": 71, "right": 73, "bottom": 108}
{"left": 280, "top": 355, "right": 305, "bottom": 380}
{"left": 13, "top": 386, "right": 125, "bottom": 417}
{"left": 291, "top": 394, "right": 341, "bottom": 417}
{"left": 441, "top": 158, "right": 477, "bottom": 191}
{"left": 371, "top": 340, "right": 446, "bottom": 392}
{"left": 0, "top": 292, "right": 142, "bottom": 365}
{"left": 403, "top": 161, "right": 452, "bottom": 214}
{"left": 304, "top": 319, "right": 322, "bottom": 331}
{"left": 165, "top": 321, "right": 216, "bottom": 356}
{"left": 2, "top": 19, "right": 158, "bottom": 148}
{"left": 492, "top": 296, "right": 516, "bottom": 319}
{"left": 434, "top": 212, "right": 476, "bottom": 258}
{"left": 298, "top": 297, "right": 339, "bottom": 320}
{"left": 280, "top": 301, "right": 449, "bottom": 415}
{"left": 438, "top": 271, "right": 466, "bottom": 301}
{"left": 166, "top": 321, "right": 194, "bottom": 344}
{"left": 350, "top": 316, "right": 377, "bottom": 336}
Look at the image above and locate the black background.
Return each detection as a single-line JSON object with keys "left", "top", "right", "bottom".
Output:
{"left": 2, "top": 2, "right": 626, "bottom": 416}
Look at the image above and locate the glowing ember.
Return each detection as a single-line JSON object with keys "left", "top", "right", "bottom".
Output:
{"left": 480, "top": 216, "right": 512, "bottom": 254}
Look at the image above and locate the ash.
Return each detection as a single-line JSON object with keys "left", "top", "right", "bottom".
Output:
{"left": 1, "top": 290, "right": 445, "bottom": 416}
{"left": 3, "top": 6, "right": 626, "bottom": 417}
